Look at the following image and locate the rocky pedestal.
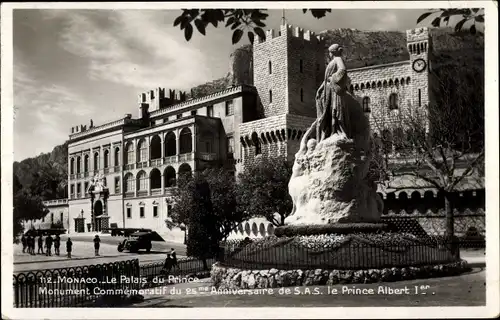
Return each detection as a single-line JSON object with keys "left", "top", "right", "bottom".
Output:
{"left": 287, "top": 133, "right": 383, "bottom": 225}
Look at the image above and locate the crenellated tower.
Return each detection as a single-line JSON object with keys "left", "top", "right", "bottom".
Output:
{"left": 137, "top": 87, "right": 187, "bottom": 118}
{"left": 252, "top": 24, "right": 326, "bottom": 118}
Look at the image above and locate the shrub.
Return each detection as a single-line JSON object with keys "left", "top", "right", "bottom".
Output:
{"left": 274, "top": 223, "right": 390, "bottom": 237}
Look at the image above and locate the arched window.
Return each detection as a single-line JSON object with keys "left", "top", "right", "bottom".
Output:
{"left": 124, "top": 173, "right": 135, "bottom": 192}
{"left": 93, "top": 152, "right": 99, "bottom": 171}
{"left": 125, "top": 142, "right": 134, "bottom": 165}
{"left": 164, "top": 166, "right": 176, "bottom": 187}
{"left": 76, "top": 156, "right": 81, "bottom": 174}
{"left": 114, "top": 147, "right": 120, "bottom": 167}
{"left": 103, "top": 149, "right": 109, "bottom": 168}
{"left": 70, "top": 158, "right": 75, "bottom": 175}
{"left": 150, "top": 168, "right": 161, "bottom": 189}
{"left": 138, "top": 139, "right": 147, "bottom": 162}
{"left": 84, "top": 154, "right": 89, "bottom": 173}
{"left": 150, "top": 135, "right": 161, "bottom": 160}
{"left": 269, "top": 90, "right": 273, "bottom": 103}
{"left": 165, "top": 131, "right": 176, "bottom": 156}
{"left": 137, "top": 171, "right": 147, "bottom": 191}
{"left": 362, "top": 97, "right": 371, "bottom": 112}
{"left": 389, "top": 93, "right": 398, "bottom": 110}
{"left": 268, "top": 61, "right": 272, "bottom": 74}
{"left": 179, "top": 128, "right": 192, "bottom": 154}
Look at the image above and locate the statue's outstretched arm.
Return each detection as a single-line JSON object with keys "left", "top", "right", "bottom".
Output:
{"left": 300, "top": 118, "right": 318, "bottom": 151}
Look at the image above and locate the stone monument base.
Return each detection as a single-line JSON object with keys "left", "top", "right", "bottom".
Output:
{"left": 211, "top": 230, "right": 470, "bottom": 289}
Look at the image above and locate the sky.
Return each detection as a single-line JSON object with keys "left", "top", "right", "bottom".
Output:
{"left": 12, "top": 7, "right": 432, "bottom": 161}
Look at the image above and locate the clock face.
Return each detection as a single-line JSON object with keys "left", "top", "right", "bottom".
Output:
{"left": 412, "top": 58, "right": 427, "bottom": 72}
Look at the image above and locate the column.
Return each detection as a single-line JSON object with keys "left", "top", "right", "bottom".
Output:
{"left": 67, "top": 156, "right": 71, "bottom": 197}
{"left": 160, "top": 134, "right": 165, "bottom": 162}
{"left": 191, "top": 125, "right": 197, "bottom": 157}
{"left": 176, "top": 128, "right": 180, "bottom": 162}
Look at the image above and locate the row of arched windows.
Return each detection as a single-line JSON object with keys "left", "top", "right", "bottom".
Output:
{"left": 361, "top": 93, "right": 399, "bottom": 113}
{"left": 70, "top": 148, "right": 120, "bottom": 175}
{"left": 123, "top": 164, "right": 192, "bottom": 193}
{"left": 351, "top": 77, "right": 411, "bottom": 92}
{"left": 71, "top": 128, "right": 194, "bottom": 174}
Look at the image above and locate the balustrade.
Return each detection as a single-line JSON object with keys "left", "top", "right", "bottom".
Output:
{"left": 151, "top": 188, "right": 163, "bottom": 196}
{"left": 104, "top": 168, "right": 109, "bottom": 174}
{"left": 124, "top": 192, "right": 134, "bottom": 198}
{"left": 137, "top": 190, "right": 148, "bottom": 197}
{"left": 164, "top": 155, "right": 177, "bottom": 165}
{"left": 113, "top": 166, "right": 121, "bottom": 173}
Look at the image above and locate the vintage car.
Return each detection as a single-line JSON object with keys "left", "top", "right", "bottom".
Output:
{"left": 117, "top": 231, "right": 160, "bottom": 253}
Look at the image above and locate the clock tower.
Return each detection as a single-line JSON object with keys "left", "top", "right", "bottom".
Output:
{"left": 407, "top": 27, "right": 431, "bottom": 111}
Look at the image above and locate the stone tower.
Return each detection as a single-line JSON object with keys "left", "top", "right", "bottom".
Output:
{"left": 406, "top": 27, "right": 432, "bottom": 110}
{"left": 252, "top": 24, "right": 326, "bottom": 118}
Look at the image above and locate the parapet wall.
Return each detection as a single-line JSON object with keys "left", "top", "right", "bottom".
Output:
{"left": 255, "top": 24, "right": 325, "bottom": 46}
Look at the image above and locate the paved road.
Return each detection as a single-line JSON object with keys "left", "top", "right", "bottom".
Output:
{"left": 13, "top": 242, "right": 170, "bottom": 273}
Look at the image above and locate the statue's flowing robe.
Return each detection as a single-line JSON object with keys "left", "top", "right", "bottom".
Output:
{"left": 316, "top": 56, "right": 350, "bottom": 141}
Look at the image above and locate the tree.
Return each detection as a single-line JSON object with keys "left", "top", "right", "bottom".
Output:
{"left": 173, "top": 9, "right": 331, "bottom": 44}
{"left": 417, "top": 8, "right": 484, "bottom": 34}
{"left": 236, "top": 156, "right": 293, "bottom": 226}
{"left": 169, "top": 167, "right": 250, "bottom": 269}
{"left": 371, "top": 62, "right": 484, "bottom": 248}
{"left": 13, "top": 174, "right": 50, "bottom": 242}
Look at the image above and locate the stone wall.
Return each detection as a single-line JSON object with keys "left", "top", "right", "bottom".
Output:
{"left": 211, "top": 260, "right": 469, "bottom": 289}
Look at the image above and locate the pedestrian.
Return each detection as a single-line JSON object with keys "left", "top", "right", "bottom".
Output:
{"left": 27, "top": 235, "right": 33, "bottom": 255}
{"left": 93, "top": 234, "right": 100, "bottom": 256}
{"left": 66, "top": 237, "right": 73, "bottom": 258}
{"left": 54, "top": 234, "right": 60, "bottom": 256}
{"left": 170, "top": 248, "right": 179, "bottom": 271}
{"left": 37, "top": 235, "right": 44, "bottom": 254}
{"left": 21, "top": 234, "right": 27, "bottom": 253}
{"left": 30, "top": 236, "right": 36, "bottom": 255}
{"left": 45, "top": 235, "right": 53, "bottom": 256}
{"left": 163, "top": 253, "right": 173, "bottom": 276}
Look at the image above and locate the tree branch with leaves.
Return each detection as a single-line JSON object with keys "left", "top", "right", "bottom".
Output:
{"left": 417, "top": 8, "right": 484, "bottom": 34}
{"left": 173, "top": 9, "right": 331, "bottom": 44}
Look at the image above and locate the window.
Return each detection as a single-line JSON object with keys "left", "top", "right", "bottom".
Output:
{"left": 300, "top": 59, "right": 303, "bottom": 73}
{"left": 227, "top": 137, "right": 234, "bottom": 154}
{"left": 84, "top": 182, "right": 89, "bottom": 194}
{"left": 140, "top": 207, "right": 145, "bottom": 218}
{"left": 114, "top": 148, "right": 120, "bottom": 167}
{"left": 191, "top": 110, "right": 197, "bottom": 116}
{"left": 104, "top": 150, "right": 109, "bottom": 168}
{"left": 153, "top": 206, "right": 158, "bottom": 218}
{"left": 84, "top": 155, "right": 89, "bottom": 172}
{"left": 77, "top": 184, "right": 81, "bottom": 197}
{"left": 137, "top": 171, "right": 148, "bottom": 191}
{"left": 60, "top": 212, "right": 63, "bottom": 223}
{"left": 177, "top": 114, "right": 182, "bottom": 119}
{"left": 207, "top": 105, "right": 214, "bottom": 117}
{"left": 388, "top": 93, "right": 398, "bottom": 110}
{"left": 268, "top": 61, "right": 272, "bottom": 74}
{"left": 300, "top": 88, "right": 304, "bottom": 102}
{"left": 93, "top": 152, "right": 99, "bottom": 170}
{"left": 126, "top": 174, "right": 135, "bottom": 192}
{"left": 126, "top": 207, "right": 132, "bottom": 219}
{"left": 225, "top": 100, "right": 234, "bottom": 116}
{"left": 115, "top": 177, "right": 120, "bottom": 194}
{"left": 138, "top": 140, "right": 147, "bottom": 162}
{"left": 362, "top": 97, "right": 371, "bottom": 112}
{"left": 70, "top": 158, "right": 75, "bottom": 175}
{"left": 418, "top": 89, "right": 422, "bottom": 107}
{"left": 126, "top": 142, "right": 134, "bottom": 165}
{"left": 51, "top": 213, "right": 54, "bottom": 224}
{"left": 269, "top": 90, "right": 273, "bottom": 103}
{"left": 163, "top": 118, "right": 168, "bottom": 123}
{"left": 205, "top": 141, "right": 211, "bottom": 153}
{"left": 42, "top": 216, "right": 45, "bottom": 223}
{"left": 76, "top": 156, "right": 81, "bottom": 173}
{"left": 70, "top": 185, "right": 75, "bottom": 196}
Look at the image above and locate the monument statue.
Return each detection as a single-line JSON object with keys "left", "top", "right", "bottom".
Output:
{"left": 286, "top": 44, "right": 383, "bottom": 225}
{"left": 316, "top": 44, "right": 351, "bottom": 142}
{"left": 87, "top": 173, "right": 107, "bottom": 193}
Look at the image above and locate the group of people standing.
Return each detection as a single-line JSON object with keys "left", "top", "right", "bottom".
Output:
{"left": 21, "top": 234, "right": 73, "bottom": 258}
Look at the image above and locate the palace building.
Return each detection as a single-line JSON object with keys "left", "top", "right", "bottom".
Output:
{"left": 63, "top": 24, "right": 482, "bottom": 236}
